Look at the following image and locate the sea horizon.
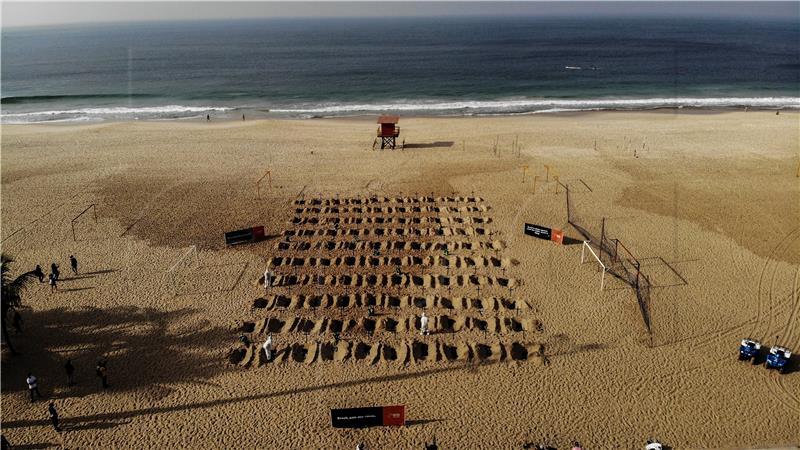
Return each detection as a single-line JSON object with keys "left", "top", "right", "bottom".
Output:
{"left": 2, "top": 16, "right": 799, "bottom": 123}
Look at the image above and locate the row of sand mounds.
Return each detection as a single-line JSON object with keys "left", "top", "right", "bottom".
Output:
{"left": 259, "top": 273, "right": 519, "bottom": 289}
{"left": 253, "top": 294, "right": 528, "bottom": 312}
{"left": 283, "top": 226, "right": 490, "bottom": 238}
{"left": 229, "top": 340, "right": 543, "bottom": 367}
{"left": 290, "top": 216, "right": 491, "bottom": 226}
{"left": 267, "top": 255, "right": 513, "bottom": 269}
{"left": 275, "top": 239, "right": 505, "bottom": 252}
{"left": 294, "top": 196, "right": 484, "bottom": 206}
{"left": 239, "top": 315, "right": 540, "bottom": 336}
{"left": 294, "top": 205, "right": 489, "bottom": 216}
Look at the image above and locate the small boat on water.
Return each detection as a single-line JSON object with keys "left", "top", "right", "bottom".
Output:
{"left": 565, "top": 66, "right": 582, "bottom": 70}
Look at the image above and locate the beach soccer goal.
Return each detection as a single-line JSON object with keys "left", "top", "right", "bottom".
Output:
{"left": 71, "top": 204, "right": 98, "bottom": 241}
{"left": 167, "top": 245, "right": 198, "bottom": 295}
{"left": 256, "top": 169, "right": 272, "bottom": 199}
{"left": 580, "top": 240, "right": 607, "bottom": 291}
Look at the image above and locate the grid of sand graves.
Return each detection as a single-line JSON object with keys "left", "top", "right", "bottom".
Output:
{"left": 229, "top": 195, "right": 546, "bottom": 367}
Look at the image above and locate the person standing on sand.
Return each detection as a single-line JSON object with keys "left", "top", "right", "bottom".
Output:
{"left": 96, "top": 359, "right": 108, "bottom": 389}
{"left": 33, "top": 264, "right": 45, "bottom": 283}
{"left": 26, "top": 373, "right": 42, "bottom": 402}
{"left": 420, "top": 312, "right": 429, "bottom": 336}
{"left": 49, "top": 273, "right": 57, "bottom": 292}
{"left": 64, "top": 359, "right": 75, "bottom": 386}
{"left": 263, "top": 266, "right": 272, "bottom": 294}
{"left": 263, "top": 334, "right": 274, "bottom": 361}
{"left": 206, "top": 114, "right": 210, "bottom": 121}
{"left": 69, "top": 255, "right": 78, "bottom": 275}
{"left": 424, "top": 436, "right": 438, "bottom": 450}
{"left": 48, "top": 402, "right": 61, "bottom": 432}
{"left": 50, "top": 263, "right": 59, "bottom": 281}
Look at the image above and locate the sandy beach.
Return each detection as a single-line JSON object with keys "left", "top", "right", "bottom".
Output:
{"left": 1, "top": 111, "right": 799, "bottom": 449}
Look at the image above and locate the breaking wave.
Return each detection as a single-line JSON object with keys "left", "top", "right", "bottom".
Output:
{"left": 1, "top": 105, "right": 234, "bottom": 123}
{"left": 270, "top": 97, "right": 800, "bottom": 115}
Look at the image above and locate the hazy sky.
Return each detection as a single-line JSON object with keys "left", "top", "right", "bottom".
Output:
{"left": 2, "top": 1, "right": 798, "bottom": 28}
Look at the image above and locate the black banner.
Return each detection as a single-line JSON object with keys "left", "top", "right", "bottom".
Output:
{"left": 224, "top": 226, "right": 264, "bottom": 246}
{"left": 524, "top": 223, "right": 552, "bottom": 240}
{"left": 331, "top": 407, "right": 383, "bottom": 428}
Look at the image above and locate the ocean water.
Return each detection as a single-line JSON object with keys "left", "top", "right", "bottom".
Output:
{"left": 1, "top": 16, "right": 799, "bottom": 123}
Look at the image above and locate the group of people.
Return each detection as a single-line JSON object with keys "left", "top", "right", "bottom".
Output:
{"left": 27, "top": 357, "right": 109, "bottom": 401}
{"left": 24, "top": 357, "right": 110, "bottom": 433}
{"left": 32, "top": 255, "right": 79, "bottom": 293}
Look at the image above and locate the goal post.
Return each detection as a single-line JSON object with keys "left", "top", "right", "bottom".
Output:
{"left": 71, "top": 204, "right": 98, "bottom": 241}
{"left": 580, "top": 240, "right": 607, "bottom": 291}
{"left": 256, "top": 169, "right": 272, "bottom": 198}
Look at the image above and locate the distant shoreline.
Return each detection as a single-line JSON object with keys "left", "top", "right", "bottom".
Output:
{"left": 2, "top": 107, "right": 796, "bottom": 127}
{"left": 3, "top": 96, "right": 799, "bottom": 125}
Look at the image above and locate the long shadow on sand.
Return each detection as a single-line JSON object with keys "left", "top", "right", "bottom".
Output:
{"left": 403, "top": 141, "right": 454, "bottom": 149}
{"left": 3, "top": 443, "right": 59, "bottom": 450}
{"left": 2, "top": 361, "right": 493, "bottom": 430}
{"left": 1, "top": 306, "right": 233, "bottom": 403}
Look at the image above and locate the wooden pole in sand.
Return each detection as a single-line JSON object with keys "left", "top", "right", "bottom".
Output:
{"left": 521, "top": 165, "right": 529, "bottom": 184}
{"left": 532, "top": 176, "right": 539, "bottom": 195}
{"left": 543, "top": 164, "right": 551, "bottom": 182}
{"left": 553, "top": 176, "right": 560, "bottom": 194}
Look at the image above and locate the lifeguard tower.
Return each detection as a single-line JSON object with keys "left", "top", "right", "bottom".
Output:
{"left": 376, "top": 115, "right": 400, "bottom": 150}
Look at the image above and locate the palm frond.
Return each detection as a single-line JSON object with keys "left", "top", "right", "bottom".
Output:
{"left": 1, "top": 254, "right": 37, "bottom": 307}
{"left": 8, "top": 270, "right": 37, "bottom": 292}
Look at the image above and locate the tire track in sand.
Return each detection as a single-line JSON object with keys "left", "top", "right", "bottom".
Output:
{"left": 753, "top": 227, "right": 800, "bottom": 414}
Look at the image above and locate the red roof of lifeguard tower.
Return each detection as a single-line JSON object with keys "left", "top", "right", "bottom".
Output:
{"left": 377, "top": 115, "right": 399, "bottom": 124}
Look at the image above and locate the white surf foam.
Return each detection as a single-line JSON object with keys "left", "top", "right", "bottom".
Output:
{"left": 1, "top": 105, "right": 233, "bottom": 123}
{"left": 270, "top": 97, "right": 800, "bottom": 115}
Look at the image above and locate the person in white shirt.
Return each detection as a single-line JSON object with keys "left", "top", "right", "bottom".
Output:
{"left": 263, "top": 334, "right": 274, "bottom": 361}
{"left": 263, "top": 266, "right": 272, "bottom": 294}
{"left": 420, "top": 312, "right": 429, "bottom": 336}
{"left": 26, "top": 373, "right": 42, "bottom": 402}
